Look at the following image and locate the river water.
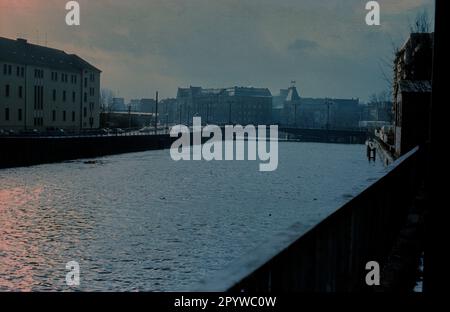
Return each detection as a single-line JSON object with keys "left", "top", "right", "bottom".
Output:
{"left": 0, "top": 142, "right": 386, "bottom": 291}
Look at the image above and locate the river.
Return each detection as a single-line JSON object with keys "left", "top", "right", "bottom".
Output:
{"left": 0, "top": 142, "right": 386, "bottom": 291}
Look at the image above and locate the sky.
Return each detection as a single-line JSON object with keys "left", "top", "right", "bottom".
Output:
{"left": 0, "top": 0, "right": 435, "bottom": 102}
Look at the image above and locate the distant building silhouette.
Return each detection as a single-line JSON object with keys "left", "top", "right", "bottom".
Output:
{"left": 273, "top": 83, "right": 360, "bottom": 129}
{"left": 176, "top": 86, "right": 272, "bottom": 125}
{"left": 272, "top": 82, "right": 301, "bottom": 126}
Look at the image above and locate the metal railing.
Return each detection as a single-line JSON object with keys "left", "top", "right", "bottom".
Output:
{"left": 198, "top": 147, "right": 420, "bottom": 292}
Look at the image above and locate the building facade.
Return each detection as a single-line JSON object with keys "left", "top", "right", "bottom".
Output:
{"left": 0, "top": 37, "right": 101, "bottom": 132}
{"left": 272, "top": 83, "right": 301, "bottom": 125}
{"left": 176, "top": 86, "right": 273, "bottom": 126}
{"left": 393, "top": 33, "right": 433, "bottom": 156}
{"left": 272, "top": 82, "right": 361, "bottom": 129}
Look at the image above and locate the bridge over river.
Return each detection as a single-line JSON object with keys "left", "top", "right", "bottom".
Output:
{"left": 279, "top": 127, "right": 370, "bottom": 144}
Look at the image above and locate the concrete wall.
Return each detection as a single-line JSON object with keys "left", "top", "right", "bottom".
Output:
{"left": 0, "top": 134, "right": 175, "bottom": 169}
{"left": 199, "top": 147, "right": 419, "bottom": 291}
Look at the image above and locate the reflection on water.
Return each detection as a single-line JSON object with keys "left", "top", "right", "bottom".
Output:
{"left": 0, "top": 142, "right": 385, "bottom": 291}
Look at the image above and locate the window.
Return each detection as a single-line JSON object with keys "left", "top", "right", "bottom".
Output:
{"left": 16, "top": 66, "right": 20, "bottom": 76}
{"left": 5, "top": 84, "right": 10, "bottom": 97}
{"left": 84, "top": 77, "right": 88, "bottom": 88}
{"left": 63, "top": 111, "right": 66, "bottom": 122}
{"left": 21, "top": 67, "right": 24, "bottom": 77}
{"left": 34, "top": 117, "right": 43, "bottom": 126}
{"left": 52, "top": 110, "right": 56, "bottom": 121}
{"left": 72, "top": 111, "right": 76, "bottom": 122}
{"left": 5, "top": 108, "right": 10, "bottom": 121}
{"left": 34, "top": 86, "right": 37, "bottom": 109}
{"left": 8, "top": 65, "right": 11, "bottom": 75}
{"left": 34, "top": 69, "right": 43, "bottom": 78}
{"left": 83, "top": 107, "right": 87, "bottom": 117}
{"left": 72, "top": 92, "right": 76, "bottom": 102}
{"left": 18, "top": 86, "right": 23, "bottom": 98}
{"left": 53, "top": 89, "right": 56, "bottom": 101}
{"left": 3, "top": 64, "right": 6, "bottom": 75}
{"left": 18, "top": 109, "right": 22, "bottom": 121}
{"left": 63, "top": 91, "right": 67, "bottom": 102}
{"left": 34, "top": 86, "right": 43, "bottom": 110}
{"left": 40, "top": 86, "right": 43, "bottom": 109}
{"left": 84, "top": 92, "right": 87, "bottom": 102}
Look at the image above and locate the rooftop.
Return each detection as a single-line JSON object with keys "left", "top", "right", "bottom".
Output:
{"left": 398, "top": 80, "right": 432, "bottom": 93}
{"left": 0, "top": 37, "right": 101, "bottom": 73}
{"left": 177, "top": 86, "right": 272, "bottom": 98}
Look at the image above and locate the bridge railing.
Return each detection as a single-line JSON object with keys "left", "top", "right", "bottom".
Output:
{"left": 198, "top": 147, "right": 420, "bottom": 291}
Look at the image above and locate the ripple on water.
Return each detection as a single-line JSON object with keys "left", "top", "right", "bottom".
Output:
{"left": 0, "top": 142, "right": 386, "bottom": 291}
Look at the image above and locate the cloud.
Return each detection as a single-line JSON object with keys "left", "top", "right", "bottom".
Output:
{"left": 0, "top": 0, "right": 436, "bottom": 101}
{"left": 288, "top": 39, "right": 319, "bottom": 52}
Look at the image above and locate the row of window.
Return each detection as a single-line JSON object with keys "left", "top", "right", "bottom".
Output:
{"left": 3, "top": 64, "right": 25, "bottom": 77}
{"left": 2, "top": 107, "right": 83, "bottom": 124}
{"left": 34, "top": 69, "right": 44, "bottom": 79}
{"left": 51, "top": 89, "right": 96, "bottom": 103}
{"left": 3, "top": 65, "right": 96, "bottom": 85}
{"left": 34, "top": 117, "right": 43, "bottom": 126}
{"left": 3, "top": 85, "right": 24, "bottom": 98}
{"left": 52, "top": 110, "right": 76, "bottom": 122}
{"left": 51, "top": 72, "right": 78, "bottom": 84}
{"left": 53, "top": 89, "right": 77, "bottom": 103}
{"left": 3, "top": 84, "right": 96, "bottom": 103}
{"left": 1, "top": 108, "right": 22, "bottom": 122}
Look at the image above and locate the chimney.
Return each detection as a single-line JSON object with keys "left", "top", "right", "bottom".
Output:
{"left": 17, "top": 38, "right": 28, "bottom": 44}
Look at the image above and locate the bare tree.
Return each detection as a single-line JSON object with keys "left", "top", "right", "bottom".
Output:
{"left": 369, "top": 90, "right": 390, "bottom": 106}
{"left": 377, "top": 35, "right": 400, "bottom": 98}
{"left": 377, "top": 9, "right": 432, "bottom": 102}
{"left": 409, "top": 9, "right": 432, "bottom": 33}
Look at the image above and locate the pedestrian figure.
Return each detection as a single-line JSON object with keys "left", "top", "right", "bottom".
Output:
{"left": 366, "top": 139, "right": 376, "bottom": 162}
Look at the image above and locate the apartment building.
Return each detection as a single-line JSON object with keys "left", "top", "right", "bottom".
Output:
{"left": 0, "top": 37, "right": 101, "bottom": 132}
{"left": 392, "top": 33, "right": 433, "bottom": 156}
